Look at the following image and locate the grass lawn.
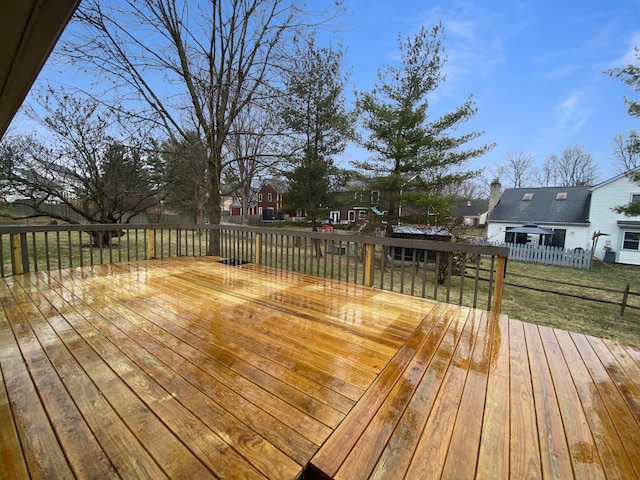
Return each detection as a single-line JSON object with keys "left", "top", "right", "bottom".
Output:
{"left": 501, "top": 260, "right": 640, "bottom": 345}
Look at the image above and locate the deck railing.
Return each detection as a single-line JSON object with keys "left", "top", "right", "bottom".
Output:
{"left": 0, "top": 223, "right": 509, "bottom": 312}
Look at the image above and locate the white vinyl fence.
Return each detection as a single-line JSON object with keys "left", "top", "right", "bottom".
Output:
{"left": 496, "top": 243, "right": 592, "bottom": 269}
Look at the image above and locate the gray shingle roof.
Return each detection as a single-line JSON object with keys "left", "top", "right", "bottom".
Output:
{"left": 488, "top": 186, "right": 591, "bottom": 225}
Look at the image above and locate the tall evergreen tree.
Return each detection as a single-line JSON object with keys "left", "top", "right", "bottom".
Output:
{"left": 355, "top": 23, "right": 494, "bottom": 234}
{"left": 281, "top": 40, "right": 351, "bottom": 234}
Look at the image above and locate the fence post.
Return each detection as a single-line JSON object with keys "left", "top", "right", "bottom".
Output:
{"left": 491, "top": 255, "right": 507, "bottom": 313}
{"left": 363, "top": 242, "right": 375, "bottom": 287}
{"left": 255, "top": 232, "right": 262, "bottom": 265}
{"left": 147, "top": 229, "right": 155, "bottom": 259}
{"left": 621, "top": 284, "right": 630, "bottom": 315}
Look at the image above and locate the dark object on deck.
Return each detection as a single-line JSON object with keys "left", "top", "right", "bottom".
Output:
{"left": 219, "top": 258, "right": 250, "bottom": 266}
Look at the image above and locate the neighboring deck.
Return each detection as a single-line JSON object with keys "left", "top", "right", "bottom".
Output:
{"left": 1, "top": 257, "right": 639, "bottom": 479}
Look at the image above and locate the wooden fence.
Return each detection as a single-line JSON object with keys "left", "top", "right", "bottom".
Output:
{"left": 495, "top": 243, "right": 592, "bottom": 269}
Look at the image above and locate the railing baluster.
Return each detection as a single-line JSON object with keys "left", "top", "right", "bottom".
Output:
{"left": 78, "top": 231, "right": 84, "bottom": 268}
{"left": 32, "top": 232, "right": 38, "bottom": 272}
{"left": 459, "top": 254, "right": 467, "bottom": 306}
{"left": 67, "top": 231, "right": 72, "bottom": 269}
{"left": 445, "top": 254, "right": 453, "bottom": 304}
{"left": 472, "top": 255, "right": 480, "bottom": 308}
{"left": 0, "top": 234, "right": 5, "bottom": 277}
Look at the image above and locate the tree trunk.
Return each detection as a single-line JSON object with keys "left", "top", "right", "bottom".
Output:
{"left": 207, "top": 155, "right": 222, "bottom": 256}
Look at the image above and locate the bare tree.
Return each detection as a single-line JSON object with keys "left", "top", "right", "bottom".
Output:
{"left": 62, "top": 0, "right": 340, "bottom": 254}
{"left": 0, "top": 95, "right": 159, "bottom": 228}
{"left": 223, "top": 108, "right": 281, "bottom": 225}
{"left": 543, "top": 144, "right": 598, "bottom": 186}
{"left": 609, "top": 130, "right": 640, "bottom": 173}
{"left": 494, "top": 150, "right": 535, "bottom": 188}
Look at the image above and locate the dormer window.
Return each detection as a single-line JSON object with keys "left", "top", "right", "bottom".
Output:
{"left": 522, "top": 193, "right": 533, "bottom": 201}
{"left": 556, "top": 192, "right": 567, "bottom": 200}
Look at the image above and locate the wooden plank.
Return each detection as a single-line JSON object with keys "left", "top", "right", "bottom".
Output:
{"left": 402, "top": 307, "right": 482, "bottom": 479}
{"left": 0, "top": 345, "right": 30, "bottom": 480}
{"left": 40, "top": 280, "right": 276, "bottom": 479}
{"left": 538, "top": 326, "right": 606, "bottom": 479}
{"left": 62, "top": 273, "right": 339, "bottom": 443}
{"left": 148, "top": 279, "right": 379, "bottom": 395}
{"left": 30, "top": 285, "right": 219, "bottom": 479}
{"left": 0, "top": 298, "right": 74, "bottom": 479}
{"left": 476, "top": 313, "right": 511, "bottom": 480}
{"left": 308, "top": 302, "right": 452, "bottom": 479}
{"left": 556, "top": 330, "right": 635, "bottom": 479}
{"left": 523, "top": 322, "right": 573, "bottom": 480}
{"left": 440, "top": 310, "right": 493, "bottom": 480}
{"left": 508, "top": 319, "right": 542, "bottom": 479}
{"left": 571, "top": 332, "right": 640, "bottom": 477}
{"left": 12, "top": 275, "right": 172, "bottom": 479}
{"left": 56, "top": 272, "right": 313, "bottom": 474}
{"left": 367, "top": 307, "right": 469, "bottom": 479}
{"left": 135, "top": 294, "right": 354, "bottom": 415}
{"left": 333, "top": 302, "right": 457, "bottom": 479}
{"left": 596, "top": 339, "right": 640, "bottom": 424}
{"left": 3, "top": 292, "right": 119, "bottom": 480}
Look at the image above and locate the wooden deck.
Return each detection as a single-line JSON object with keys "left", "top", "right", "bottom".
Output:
{"left": 0, "top": 257, "right": 639, "bottom": 479}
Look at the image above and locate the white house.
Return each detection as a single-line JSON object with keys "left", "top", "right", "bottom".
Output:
{"left": 589, "top": 169, "right": 640, "bottom": 265}
{"left": 486, "top": 185, "right": 592, "bottom": 251}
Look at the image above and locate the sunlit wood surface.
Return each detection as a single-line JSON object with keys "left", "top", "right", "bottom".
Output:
{"left": 1, "top": 257, "right": 639, "bottom": 479}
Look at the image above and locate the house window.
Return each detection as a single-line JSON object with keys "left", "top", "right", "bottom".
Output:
{"left": 348, "top": 210, "right": 356, "bottom": 222}
{"left": 623, "top": 231, "right": 640, "bottom": 251}
{"left": 544, "top": 229, "right": 566, "bottom": 248}
{"left": 267, "top": 192, "right": 272, "bottom": 202}
{"left": 258, "top": 193, "right": 263, "bottom": 202}
{"left": 555, "top": 192, "right": 567, "bottom": 200}
{"left": 631, "top": 194, "right": 640, "bottom": 203}
{"left": 358, "top": 210, "right": 366, "bottom": 219}
{"left": 522, "top": 193, "right": 533, "bottom": 201}
{"left": 370, "top": 190, "right": 380, "bottom": 203}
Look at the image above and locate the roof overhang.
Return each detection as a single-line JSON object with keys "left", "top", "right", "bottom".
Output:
{"left": 0, "top": 0, "right": 81, "bottom": 138}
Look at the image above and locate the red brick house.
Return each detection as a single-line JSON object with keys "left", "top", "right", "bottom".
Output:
{"left": 229, "top": 181, "right": 305, "bottom": 220}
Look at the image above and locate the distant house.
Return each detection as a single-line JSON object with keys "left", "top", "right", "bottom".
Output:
{"left": 454, "top": 199, "right": 489, "bottom": 227}
{"left": 485, "top": 169, "right": 640, "bottom": 265}
{"left": 229, "top": 180, "right": 305, "bottom": 221}
{"left": 589, "top": 169, "right": 640, "bottom": 265}
{"left": 486, "top": 185, "right": 592, "bottom": 251}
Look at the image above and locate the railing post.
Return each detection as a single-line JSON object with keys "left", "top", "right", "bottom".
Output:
{"left": 491, "top": 255, "right": 507, "bottom": 313}
{"left": 10, "top": 233, "right": 29, "bottom": 275}
{"left": 147, "top": 229, "right": 155, "bottom": 259}
{"left": 10, "top": 233, "right": 22, "bottom": 275}
{"left": 255, "top": 232, "right": 262, "bottom": 265}
{"left": 364, "top": 242, "right": 375, "bottom": 287}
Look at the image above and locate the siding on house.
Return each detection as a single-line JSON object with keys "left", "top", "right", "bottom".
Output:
{"left": 589, "top": 171, "right": 640, "bottom": 265}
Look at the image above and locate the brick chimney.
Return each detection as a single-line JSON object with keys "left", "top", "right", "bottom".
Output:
{"left": 488, "top": 179, "right": 501, "bottom": 215}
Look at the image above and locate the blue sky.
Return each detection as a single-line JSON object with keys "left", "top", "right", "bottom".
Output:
{"left": 14, "top": 0, "right": 640, "bottom": 184}
{"left": 332, "top": 0, "right": 640, "bottom": 180}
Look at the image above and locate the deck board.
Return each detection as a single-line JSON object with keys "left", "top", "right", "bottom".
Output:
{"left": 0, "top": 256, "right": 639, "bottom": 479}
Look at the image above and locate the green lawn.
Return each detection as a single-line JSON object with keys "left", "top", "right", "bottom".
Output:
{"left": 500, "top": 260, "right": 640, "bottom": 344}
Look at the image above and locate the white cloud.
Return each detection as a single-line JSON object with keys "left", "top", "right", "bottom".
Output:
{"left": 553, "top": 91, "right": 588, "bottom": 138}
{"left": 619, "top": 32, "right": 640, "bottom": 64}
